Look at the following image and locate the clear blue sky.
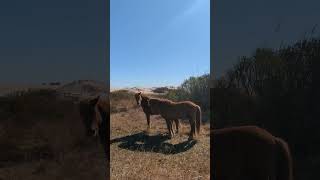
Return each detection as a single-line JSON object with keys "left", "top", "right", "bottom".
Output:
{"left": 110, "top": 0, "right": 210, "bottom": 88}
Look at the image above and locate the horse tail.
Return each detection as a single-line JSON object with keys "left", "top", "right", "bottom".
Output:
{"left": 196, "top": 106, "right": 201, "bottom": 135}
{"left": 275, "top": 137, "right": 293, "bottom": 180}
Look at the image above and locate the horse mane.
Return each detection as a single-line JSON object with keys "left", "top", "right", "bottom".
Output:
{"left": 95, "top": 94, "right": 109, "bottom": 114}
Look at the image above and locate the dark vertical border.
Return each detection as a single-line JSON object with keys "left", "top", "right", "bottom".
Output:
{"left": 105, "top": 0, "right": 111, "bottom": 179}
{"left": 210, "top": 0, "right": 215, "bottom": 179}
{"left": 210, "top": 1, "right": 214, "bottom": 86}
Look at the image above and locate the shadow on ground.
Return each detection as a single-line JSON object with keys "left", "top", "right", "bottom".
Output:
{"left": 110, "top": 132, "right": 197, "bottom": 154}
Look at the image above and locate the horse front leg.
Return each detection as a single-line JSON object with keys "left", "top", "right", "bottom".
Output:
{"left": 174, "top": 119, "right": 180, "bottom": 134}
{"left": 165, "top": 119, "right": 174, "bottom": 138}
{"left": 146, "top": 113, "right": 151, "bottom": 131}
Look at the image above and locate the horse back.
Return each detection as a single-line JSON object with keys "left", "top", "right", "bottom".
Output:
{"left": 150, "top": 99, "right": 199, "bottom": 119}
{"left": 213, "top": 126, "right": 278, "bottom": 179}
{"left": 275, "top": 137, "right": 293, "bottom": 180}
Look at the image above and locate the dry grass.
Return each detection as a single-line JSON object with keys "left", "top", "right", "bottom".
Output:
{"left": 0, "top": 146, "right": 106, "bottom": 180}
{"left": 110, "top": 91, "right": 210, "bottom": 180}
{"left": 0, "top": 90, "right": 107, "bottom": 180}
{"left": 0, "top": 88, "right": 210, "bottom": 179}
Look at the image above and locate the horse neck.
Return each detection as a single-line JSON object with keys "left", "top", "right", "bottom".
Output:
{"left": 141, "top": 95, "right": 150, "bottom": 101}
{"left": 140, "top": 96, "right": 151, "bottom": 109}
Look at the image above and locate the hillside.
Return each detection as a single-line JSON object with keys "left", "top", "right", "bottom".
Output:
{"left": 57, "top": 80, "right": 108, "bottom": 98}
{"left": 111, "top": 86, "right": 177, "bottom": 94}
{"left": 0, "top": 80, "right": 108, "bottom": 98}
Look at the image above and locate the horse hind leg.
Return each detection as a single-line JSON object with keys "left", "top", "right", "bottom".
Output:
{"left": 188, "top": 117, "right": 196, "bottom": 140}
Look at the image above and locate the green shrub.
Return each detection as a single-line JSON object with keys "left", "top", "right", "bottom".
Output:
{"left": 166, "top": 74, "right": 210, "bottom": 111}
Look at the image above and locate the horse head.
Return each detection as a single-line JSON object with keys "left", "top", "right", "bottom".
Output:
{"left": 134, "top": 91, "right": 142, "bottom": 106}
{"left": 79, "top": 96, "right": 100, "bottom": 137}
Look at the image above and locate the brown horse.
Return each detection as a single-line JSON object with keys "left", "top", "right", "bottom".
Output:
{"left": 135, "top": 92, "right": 201, "bottom": 140}
{"left": 212, "top": 126, "right": 293, "bottom": 180}
{"left": 79, "top": 94, "right": 108, "bottom": 158}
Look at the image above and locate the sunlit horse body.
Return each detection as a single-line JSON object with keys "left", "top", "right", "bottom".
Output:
{"left": 213, "top": 126, "right": 293, "bottom": 180}
{"left": 135, "top": 92, "right": 201, "bottom": 140}
{"left": 79, "top": 94, "right": 108, "bottom": 158}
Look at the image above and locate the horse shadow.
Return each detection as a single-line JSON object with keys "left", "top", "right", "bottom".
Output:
{"left": 110, "top": 132, "right": 197, "bottom": 155}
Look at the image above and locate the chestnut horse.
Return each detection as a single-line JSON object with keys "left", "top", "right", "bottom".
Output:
{"left": 213, "top": 126, "right": 293, "bottom": 180}
{"left": 135, "top": 92, "right": 201, "bottom": 140}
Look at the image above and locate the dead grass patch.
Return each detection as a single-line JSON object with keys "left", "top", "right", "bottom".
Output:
{"left": 0, "top": 89, "right": 106, "bottom": 179}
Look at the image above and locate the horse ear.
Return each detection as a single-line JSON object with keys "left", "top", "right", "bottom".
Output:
{"left": 138, "top": 91, "right": 141, "bottom": 95}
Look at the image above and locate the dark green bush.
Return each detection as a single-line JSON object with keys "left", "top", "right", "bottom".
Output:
{"left": 211, "top": 38, "right": 319, "bottom": 180}
{"left": 166, "top": 74, "right": 210, "bottom": 111}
